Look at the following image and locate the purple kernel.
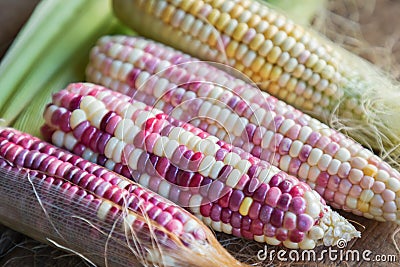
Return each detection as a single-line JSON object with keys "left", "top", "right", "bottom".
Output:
{"left": 270, "top": 209, "right": 284, "bottom": 227}
{"left": 289, "top": 229, "right": 305, "bottom": 243}
{"left": 290, "top": 196, "right": 306, "bottom": 214}
{"left": 221, "top": 208, "right": 232, "bottom": 224}
{"left": 276, "top": 228, "right": 288, "bottom": 241}
{"left": 231, "top": 212, "right": 242, "bottom": 228}
{"left": 248, "top": 201, "right": 262, "bottom": 220}
{"left": 277, "top": 193, "right": 292, "bottom": 211}
{"left": 259, "top": 205, "right": 273, "bottom": 223}
{"left": 297, "top": 214, "right": 314, "bottom": 232}
{"left": 229, "top": 190, "right": 245, "bottom": 212}
{"left": 210, "top": 204, "right": 222, "bottom": 221}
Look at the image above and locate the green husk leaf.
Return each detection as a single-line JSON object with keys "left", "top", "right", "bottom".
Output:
{"left": 265, "top": 0, "right": 326, "bottom": 25}
{"left": 0, "top": 0, "right": 116, "bottom": 126}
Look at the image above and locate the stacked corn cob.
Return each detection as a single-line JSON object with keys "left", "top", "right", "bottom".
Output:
{"left": 0, "top": 128, "right": 246, "bottom": 267}
{"left": 112, "top": 0, "right": 400, "bottom": 161}
{"left": 41, "top": 82, "right": 360, "bottom": 249}
{"left": 86, "top": 35, "right": 400, "bottom": 224}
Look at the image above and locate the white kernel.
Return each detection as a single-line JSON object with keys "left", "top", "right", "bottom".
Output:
{"left": 387, "top": 178, "right": 400, "bottom": 192}
{"left": 236, "top": 160, "right": 251, "bottom": 174}
{"left": 158, "top": 180, "right": 171, "bottom": 199}
{"left": 299, "top": 238, "right": 316, "bottom": 249}
{"left": 153, "top": 78, "right": 170, "bottom": 98}
{"left": 261, "top": 131, "right": 274, "bottom": 149}
{"left": 289, "top": 140, "right": 303, "bottom": 158}
{"left": 308, "top": 148, "right": 323, "bottom": 166}
{"left": 265, "top": 237, "right": 281, "bottom": 246}
{"left": 97, "top": 201, "right": 113, "bottom": 221}
{"left": 335, "top": 148, "right": 351, "bottom": 162}
{"left": 153, "top": 136, "right": 168, "bottom": 157}
{"left": 279, "top": 155, "right": 291, "bottom": 172}
{"left": 64, "top": 133, "right": 77, "bottom": 151}
{"left": 298, "top": 126, "right": 313, "bottom": 142}
{"left": 327, "top": 159, "right": 341, "bottom": 175}
{"left": 345, "top": 197, "right": 358, "bottom": 209}
{"left": 164, "top": 139, "right": 180, "bottom": 159}
{"left": 226, "top": 169, "right": 241, "bottom": 188}
{"left": 52, "top": 131, "right": 65, "bottom": 148}
{"left": 189, "top": 194, "right": 203, "bottom": 214}
{"left": 112, "top": 140, "right": 125, "bottom": 163}
{"left": 126, "top": 48, "right": 144, "bottom": 64}
{"left": 298, "top": 163, "right": 310, "bottom": 180}
{"left": 128, "top": 148, "right": 143, "bottom": 170}
{"left": 360, "top": 190, "right": 374, "bottom": 202}
{"left": 115, "top": 119, "right": 135, "bottom": 140}
{"left": 138, "top": 173, "right": 151, "bottom": 190}
{"left": 43, "top": 105, "right": 58, "bottom": 126}
{"left": 199, "top": 156, "right": 216, "bottom": 177}
{"left": 209, "top": 161, "right": 225, "bottom": 179}
{"left": 105, "top": 137, "right": 119, "bottom": 159}
{"left": 223, "top": 152, "right": 241, "bottom": 166}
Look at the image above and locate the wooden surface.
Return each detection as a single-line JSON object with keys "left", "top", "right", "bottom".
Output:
{"left": 0, "top": 0, "right": 400, "bottom": 266}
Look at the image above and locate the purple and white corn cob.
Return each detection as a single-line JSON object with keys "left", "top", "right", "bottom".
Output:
{"left": 86, "top": 36, "right": 400, "bottom": 223}
{"left": 41, "top": 82, "right": 360, "bottom": 249}
{"left": 0, "top": 128, "right": 245, "bottom": 267}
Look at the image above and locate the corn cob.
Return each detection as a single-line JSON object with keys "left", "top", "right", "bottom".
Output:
{"left": 86, "top": 35, "right": 400, "bottom": 224}
{"left": 0, "top": 128, "right": 246, "bottom": 267}
{"left": 112, "top": 0, "right": 400, "bottom": 162}
{"left": 41, "top": 82, "right": 360, "bottom": 249}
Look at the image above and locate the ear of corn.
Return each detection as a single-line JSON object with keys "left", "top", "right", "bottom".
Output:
{"left": 86, "top": 35, "right": 400, "bottom": 224}
{"left": 0, "top": 128, "right": 246, "bottom": 267}
{"left": 41, "top": 82, "right": 360, "bottom": 249}
{"left": 112, "top": 0, "right": 400, "bottom": 163}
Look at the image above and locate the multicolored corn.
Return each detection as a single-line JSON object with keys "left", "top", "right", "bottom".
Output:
{"left": 86, "top": 35, "right": 400, "bottom": 224}
{"left": 112, "top": 0, "right": 400, "bottom": 160}
{"left": 41, "top": 82, "right": 360, "bottom": 249}
{"left": 0, "top": 128, "right": 245, "bottom": 267}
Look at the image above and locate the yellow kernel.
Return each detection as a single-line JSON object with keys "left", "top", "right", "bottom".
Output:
{"left": 211, "top": 0, "right": 224, "bottom": 8}
{"left": 363, "top": 165, "right": 378, "bottom": 177}
{"left": 161, "top": 5, "right": 176, "bottom": 23}
{"left": 250, "top": 57, "right": 265, "bottom": 72}
{"left": 180, "top": 0, "right": 194, "bottom": 11}
{"left": 265, "top": 25, "right": 279, "bottom": 39}
{"left": 313, "top": 59, "right": 327, "bottom": 73}
{"left": 239, "top": 197, "right": 253, "bottom": 216}
{"left": 260, "top": 63, "right": 273, "bottom": 79}
{"left": 247, "top": 14, "right": 261, "bottom": 27}
{"left": 226, "top": 41, "right": 239, "bottom": 57}
{"left": 357, "top": 201, "right": 369, "bottom": 213}
{"left": 207, "top": 9, "right": 220, "bottom": 24}
{"left": 229, "top": 4, "right": 244, "bottom": 18}
{"left": 278, "top": 89, "right": 288, "bottom": 99}
{"left": 267, "top": 46, "right": 282, "bottom": 63}
{"left": 232, "top": 22, "right": 249, "bottom": 41}
{"left": 189, "top": 1, "right": 203, "bottom": 15}
{"left": 215, "top": 13, "right": 230, "bottom": 30}
{"left": 270, "top": 66, "right": 283, "bottom": 81}
{"left": 208, "top": 32, "right": 218, "bottom": 47}
{"left": 249, "top": 33, "right": 265, "bottom": 50}
{"left": 269, "top": 83, "right": 280, "bottom": 95}
{"left": 234, "top": 62, "right": 245, "bottom": 72}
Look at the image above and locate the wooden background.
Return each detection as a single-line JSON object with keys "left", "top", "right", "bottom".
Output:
{"left": 0, "top": 0, "right": 400, "bottom": 266}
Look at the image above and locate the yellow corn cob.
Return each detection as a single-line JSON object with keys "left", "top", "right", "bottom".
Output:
{"left": 112, "top": 0, "right": 400, "bottom": 163}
